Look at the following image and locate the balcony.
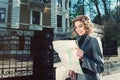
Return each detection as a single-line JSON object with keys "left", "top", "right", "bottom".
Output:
{"left": 34, "top": 0, "right": 50, "bottom": 3}
{"left": 28, "top": 0, "right": 51, "bottom": 9}
{"left": 28, "top": 0, "right": 51, "bottom": 4}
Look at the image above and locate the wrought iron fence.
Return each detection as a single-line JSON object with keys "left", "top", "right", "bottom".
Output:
{"left": 0, "top": 28, "right": 34, "bottom": 78}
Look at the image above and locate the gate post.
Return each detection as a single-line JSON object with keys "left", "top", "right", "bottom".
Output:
{"left": 30, "top": 27, "right": 55, "bottom": 80}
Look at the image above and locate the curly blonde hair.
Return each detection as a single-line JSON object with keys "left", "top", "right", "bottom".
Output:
{"left": 72, "top": 15, "right": 94, "bottom": 35}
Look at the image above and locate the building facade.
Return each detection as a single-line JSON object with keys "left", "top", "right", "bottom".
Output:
{"left": 0, "top": 0, "right": 51, "bottom": 29}
{"left": 0, "top": 0, "right": 70, "bottom": 38}
{"left": 51, "top": 0, "right": 70, "bottom": 37}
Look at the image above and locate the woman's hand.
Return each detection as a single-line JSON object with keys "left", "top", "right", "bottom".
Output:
{"left": 76, "top": 48, "right": 84, "bottom": 59}
{"left": 68, "top": 70, "right": 77, "bottom": 80}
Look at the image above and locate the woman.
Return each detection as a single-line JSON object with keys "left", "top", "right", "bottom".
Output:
{"left": 68, "top": 15, "right": 104, "bottom": 80}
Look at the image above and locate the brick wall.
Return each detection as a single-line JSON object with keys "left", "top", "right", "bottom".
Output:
{"left": 42, "top": 8, "right": 51, "bottom": 26}
{"left": 19, "top": 4, "right": 30, "bottom": 29}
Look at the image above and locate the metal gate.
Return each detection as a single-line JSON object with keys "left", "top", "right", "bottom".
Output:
{"left": 0, "top": 27, "right": 54, "bottom": 80}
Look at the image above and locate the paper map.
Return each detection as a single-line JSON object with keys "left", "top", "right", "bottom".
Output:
{"left": 53, "top": 40, "right": 83, "bottom": 74}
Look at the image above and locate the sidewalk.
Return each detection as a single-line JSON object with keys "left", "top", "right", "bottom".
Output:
{"left": 102, "top": 72, "right": 120, "bottom": 80}
{"left": 54, "top": 62, "right": 120, "bottom": 80}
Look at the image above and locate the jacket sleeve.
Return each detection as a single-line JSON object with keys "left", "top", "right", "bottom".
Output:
{"left": 81, "top": 37, "right": 104, "bottom": 73}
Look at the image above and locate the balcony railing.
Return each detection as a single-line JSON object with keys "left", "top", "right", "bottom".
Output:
{"left": 29, "top": 0, "right": 51, "bottom": 4}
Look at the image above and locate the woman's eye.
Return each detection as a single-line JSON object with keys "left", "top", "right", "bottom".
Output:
{"left": 78, "top": 25, "right": 82, "bottom": 28}
{"left": 74, "top": 25, "right": 82, "bottom": 30}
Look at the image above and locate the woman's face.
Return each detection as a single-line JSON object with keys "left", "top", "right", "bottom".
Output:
{"left": 74, "top": 21, "right": 86, "bottom": 36}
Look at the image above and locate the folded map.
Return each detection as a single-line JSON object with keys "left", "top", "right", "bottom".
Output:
{"left": 53, "top": 40, "right": 83, "bottom": 74}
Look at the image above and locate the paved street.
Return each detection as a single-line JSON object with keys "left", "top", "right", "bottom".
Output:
{"left": 102, "top": 72, "right": 120, "bottom": 80}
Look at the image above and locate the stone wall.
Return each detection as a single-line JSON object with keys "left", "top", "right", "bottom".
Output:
{"left": 103, "top": 47, "right": 120, "bottom": 76}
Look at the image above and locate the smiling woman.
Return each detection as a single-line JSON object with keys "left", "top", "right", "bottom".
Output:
{"left": 67, "top": 15, "right": 104, "bottom": 80}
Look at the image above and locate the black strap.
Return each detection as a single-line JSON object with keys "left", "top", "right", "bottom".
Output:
{"left": 82, "top": 68, "right": 96, "bottom": 75}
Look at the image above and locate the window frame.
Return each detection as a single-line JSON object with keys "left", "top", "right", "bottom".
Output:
{"left": 57, "top": 0, "right": 62, "bottom": 8}
{"left": 57, "top": 15, "right": 62, "bottom": 27}
{"left": 32, "top": 11, "right": 40, "bottom": 25}
{"left": 0, "top": 8, "right": 6, "bottom": 23}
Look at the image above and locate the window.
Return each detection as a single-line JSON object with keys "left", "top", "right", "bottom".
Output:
{"left": 65, "top": 0, "right": 67, "bottom": 9}
{"left": 0, "top": 8, "right": 5, "bottom": 23}
{"left": 57, "top": 0, "right": 62, "bottom": 8}
{"left": 32, "top": 11, "right": 40, "bottom": 25}
{"left": 57, "top": 15, "right": 62, "bottom": 27}
{"left": 66, "top": 18, "right": 68, "bottom": 27}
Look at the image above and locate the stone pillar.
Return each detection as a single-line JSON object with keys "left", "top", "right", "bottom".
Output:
{"left": 11, "top": 0, "right": 20, "bottom": 28}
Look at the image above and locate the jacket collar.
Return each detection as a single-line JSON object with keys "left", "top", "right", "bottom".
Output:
{"left": 76, "top": 34, "right": 91, "bottom": 49}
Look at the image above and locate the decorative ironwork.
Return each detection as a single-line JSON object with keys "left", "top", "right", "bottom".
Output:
{"left": 31, "top": 27, "right": 55, "bottom": 80}
{"left": 0, "top": 28, "right": 33, "bottom": 78}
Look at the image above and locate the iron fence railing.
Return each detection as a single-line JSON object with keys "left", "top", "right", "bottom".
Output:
{"left": 0, "top": 28, "right": 34, "bottom": 78}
